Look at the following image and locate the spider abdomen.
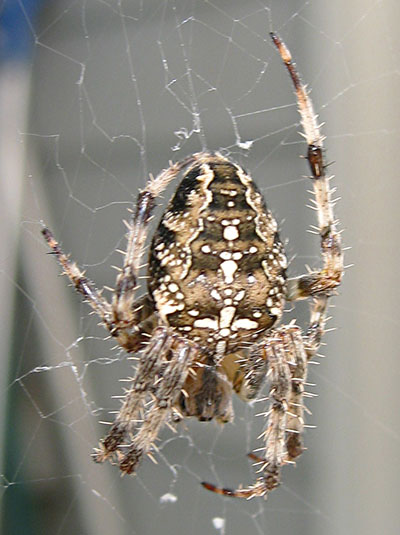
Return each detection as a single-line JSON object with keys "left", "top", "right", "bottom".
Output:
{"left": 149, "top": 154, "right": 287, "bottom": 353}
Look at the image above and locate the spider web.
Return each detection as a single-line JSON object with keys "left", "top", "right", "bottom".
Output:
{"left": 2, "top": 1, "right": 400, "bottom": 534}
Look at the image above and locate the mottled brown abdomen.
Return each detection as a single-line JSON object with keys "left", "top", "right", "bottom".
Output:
{"left": 149, "top": 155, "right": 287, "bottom": 354}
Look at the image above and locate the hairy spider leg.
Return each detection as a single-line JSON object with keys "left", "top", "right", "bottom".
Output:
{"left": 41, "top": 227, "right": 157, "bottom": 353}
{"left": 272, "top": 32, "right": 343, "bottom": 304}
{"left": 283, "top": 327, "right": 308, "bottom": 460}
{"left": 93, "top": 327, "right": 176, "bottom": 462}
{"left": 111, "top": 154, "right": 199, "bottom": 328}
{"left": 41, "top": 227, "right": 113, "bottom": 327}
{"left": 271, "top": 31, "right": 342, "bottom": 362}
{"left": 202, "top": 326, "right": 307, "bottom": 498}
{"left": 248, "top": 327, "right": 308, "bottom": 461}
{"left": 118, "top": 331, "right": 198, "bottom": 474}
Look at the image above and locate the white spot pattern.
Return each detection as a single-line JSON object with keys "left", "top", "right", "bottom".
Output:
{"left": 220, "top": 260, "right": 238, "bottom": 283}
{"left": 223, "top": 226, "right": 239, "bottom": 240}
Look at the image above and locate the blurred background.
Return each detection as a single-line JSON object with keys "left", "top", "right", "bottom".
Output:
{"left": 1, "top": 1, "right": 400, "bottom": 534}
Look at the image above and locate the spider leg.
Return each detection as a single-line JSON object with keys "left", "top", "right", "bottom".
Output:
{"left": 232, "top": 346, "right": 269, "bottom": 401}
{"left": 111, "top": 154, "right": 203, "bottom": 327}
{"left": 248, "top": 327, "right": 307, "bottom": 464}
{"left": 117, "top": 333, "right": 198, "bottom": 474}
{"left": 203, "top": 327, "right": 299, "bottom": 499}
{"left": 42, "top": 227, "right": 112, "bottom": 327}
{"left": 92, "top": 326, "right": 175, "bottom": 463}
{"left": 271, "top": 32, "right": 343, "bottom": 302}
{"left": 271, "top": 33, "right": 343, "bottom": 363}
{"left": 302, "top": 293, "right": 328, "bottom": 360}
{"left": 283, "top": 327, "right": 308, "bottom": 460}
{"left": 42, "top": 227, "right": 156, "bottom": 351}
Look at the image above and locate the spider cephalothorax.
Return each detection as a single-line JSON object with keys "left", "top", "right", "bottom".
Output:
{"left": 42, "top": 33, "right": 343, "bottom": 499}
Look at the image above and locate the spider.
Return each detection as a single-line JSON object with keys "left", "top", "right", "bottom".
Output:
{"left": 42, "top": 33, "right": 343, "bottom": 499}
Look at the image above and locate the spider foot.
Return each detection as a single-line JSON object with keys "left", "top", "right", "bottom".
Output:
{"left": 92, "top": 421, "right": 128, "bottom": 463}
{"left": 201, "top": 463, "right": 280, "bottom": 499}
{"left": 201, "top": 481, "right": 240, "bottom": 498}
{"left": 117, "top": 445, "right": 144, "bottom": 475}
{"left": 92, "top": 447, "right": 110, "bottom": 464}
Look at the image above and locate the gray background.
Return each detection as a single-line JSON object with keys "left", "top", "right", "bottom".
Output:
{"left": 2, "top": 1, "right": 400, "bottom": 534}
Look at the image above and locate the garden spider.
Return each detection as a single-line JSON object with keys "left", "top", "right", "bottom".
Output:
{"left": 42, "top": 33, "right": 343, "bottom": 499}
